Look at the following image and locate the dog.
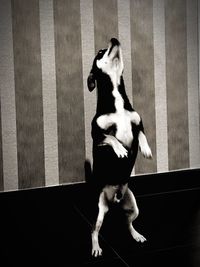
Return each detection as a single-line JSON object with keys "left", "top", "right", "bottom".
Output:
{"left": 87, "top": 38, "right": 152, "bottom": 257}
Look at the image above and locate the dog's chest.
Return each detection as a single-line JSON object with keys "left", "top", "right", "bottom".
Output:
{"left": 111, "top": 87, "right": 133, "bottom": 147}
{"left": 97, "top": 111, "right": 134, "bottom": 148}
{"left": 96, "top": 85, "right": 137, "bottom": 148}
{"left": 115, "top": 112, "right": 133, "bottom": 147}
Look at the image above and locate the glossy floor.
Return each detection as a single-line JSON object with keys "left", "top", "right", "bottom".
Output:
{"left": 0, "top": 170, "right": 200, "bottom": 266}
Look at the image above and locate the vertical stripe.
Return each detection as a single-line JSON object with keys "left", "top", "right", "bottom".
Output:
{"left": 54, "top": 0, "right": 85, "bottom": 184}
{"left": 92, "top": 0, "right": 118, "bottom": 167}
{"left": 187, "top": 0, "right": 200, "bottom": 168}
{"left": 199, "top": 0, "right": 200, "bottom": 130}
{"left": 80, "top": 0, "right": 95, "bottom": 164}
{"left": 0, "top": 0, "right": 199, "bottom": 192}
{"left": 117, "top": 0, "right": 133, "bottom": 102}
{"left": 165, "top": 0, "right": 189, "bottom": 170}
{"left": 117, "top": 0, "right": 135, "bottom": 175}
{"left": 0, "top": 101, "right": 3, "bottom": 191}
{"left": 199, "top": 0, "right": 200, "bottom": 132}
{"left": 131, "top": 0, "right": 157, "bottom": 174}
{"left": 12, "top": 0, "right": 45, "bottom": 189}
{"left": 153, "top": 0, "right": 169, "bottom": 172}
{"left": 39, "top": 0, "right": 59, "bottom": 186}
{"left": 0, "top": 0, "right": 18, "bottom": 191}
{"left": 93, "top": 0, "right": 118, "bottom": 52}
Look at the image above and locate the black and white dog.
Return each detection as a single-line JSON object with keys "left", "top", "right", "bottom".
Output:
{"left": 87, "top": 38, "right": 152, "bottom": 257}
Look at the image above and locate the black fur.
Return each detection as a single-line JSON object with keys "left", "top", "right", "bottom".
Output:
{"left": 88, "top": 41, "right": 145, "bottom": 190}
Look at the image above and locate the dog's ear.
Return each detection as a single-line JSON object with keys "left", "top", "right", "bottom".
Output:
{"left": 87, "top": 72, "right": 96, "bottom": 91}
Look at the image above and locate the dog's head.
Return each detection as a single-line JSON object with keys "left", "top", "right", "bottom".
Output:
{"left": 87, "top": 38, "right": 124, "bottom": 92}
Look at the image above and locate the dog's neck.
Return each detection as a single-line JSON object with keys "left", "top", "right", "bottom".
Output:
{"left": 96, "top": 75, "right": 133, "bottom": 115}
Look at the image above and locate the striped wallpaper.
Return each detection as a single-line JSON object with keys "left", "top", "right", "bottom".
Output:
{"left": 0, "top": 0, "right": 200, "bottom": 192}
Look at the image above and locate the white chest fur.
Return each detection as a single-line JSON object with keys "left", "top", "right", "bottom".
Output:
{"left": 97, "top": 89, "right": 140, "bottom": 148}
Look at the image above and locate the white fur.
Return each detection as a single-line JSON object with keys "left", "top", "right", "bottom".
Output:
{"left": 96, "top": 44, "right": 124, "bottom": 84}
{"left": 99, "top": 134, "right": 128, "bottom": 158}
{"left": 96, "top": 40, "right": 151, "bottom": 159}
{"left": 97, "top": 110, "right": 141, "bottom": 149}
{"left": 138, "top": 131, "right": 152, "bottom": 158}
{"left": 92, "top": 192, "right": 108, "bottom": 257}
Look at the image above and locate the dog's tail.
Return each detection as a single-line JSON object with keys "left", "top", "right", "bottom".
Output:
{"left": 84, "top": 159, "right": 93, "bottom": 184}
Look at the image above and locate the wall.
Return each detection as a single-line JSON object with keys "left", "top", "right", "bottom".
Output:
{"left": 0, "top": 0, "right": 200, "bottom": 192}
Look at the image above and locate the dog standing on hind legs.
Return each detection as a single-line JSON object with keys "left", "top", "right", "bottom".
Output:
{"left": 87, "top": 38, "right": 152, "bottom": 257}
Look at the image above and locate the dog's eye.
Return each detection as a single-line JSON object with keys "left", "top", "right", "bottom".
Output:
{"left": 96, "top": 49, "right": 106, "bottom": 60}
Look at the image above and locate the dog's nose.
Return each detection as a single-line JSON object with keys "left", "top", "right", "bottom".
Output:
{"left": 110, "top": 38, "right": 120, "bottom": 46}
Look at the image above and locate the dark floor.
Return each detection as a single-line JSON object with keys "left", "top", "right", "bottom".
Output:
{"left": 0, "top": 168, "right": 200, "bottom": 266}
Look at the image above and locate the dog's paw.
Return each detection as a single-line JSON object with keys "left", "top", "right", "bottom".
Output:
{"left": 113, "top": 142, "right": 128, "bottom": 158}
{"left": 138, "top": 132, "right": 152, "bottom": 159}
{"left": 103, "top": 135, "right": 128, "bottom": 158}
{"left": 92, "top": 245, "right": 103, "bottom": 257}
{"left": 132, "top": 230, "right": 147, "bottom": 243}
{"left": 140, "top": 143, "right": 152, "bottom": 159}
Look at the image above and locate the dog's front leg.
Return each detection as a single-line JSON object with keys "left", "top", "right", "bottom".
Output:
{"left": 138, "top": 131, "right": 152, "bottom": 159}
{"left": 95, "top": 115, "right": 128, "bottom": 158}
{"left": 102, "top": 135, "right": 128, "bottom": 158}
{"left": 130, "top": 112, "right": 152, "bottom": 159}
{"left": 130, "top": 111, "right": 141, "bottom": 125}
{"left": 92, "top": 192, "right": 109, "bottom": 257}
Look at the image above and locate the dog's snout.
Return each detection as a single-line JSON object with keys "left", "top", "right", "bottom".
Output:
{"left": 110, "top": 38, "right": 120, "bottom": 46}
{"left": 108, "top": 38, "right": 121, "bottom": 57}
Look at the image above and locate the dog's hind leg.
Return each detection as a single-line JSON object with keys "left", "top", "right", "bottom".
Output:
{"left": 92, "top": 191, "right": 109, "bottom": 257}
{"left": 121, "top": 188, "right": 147, "bottom": 243}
